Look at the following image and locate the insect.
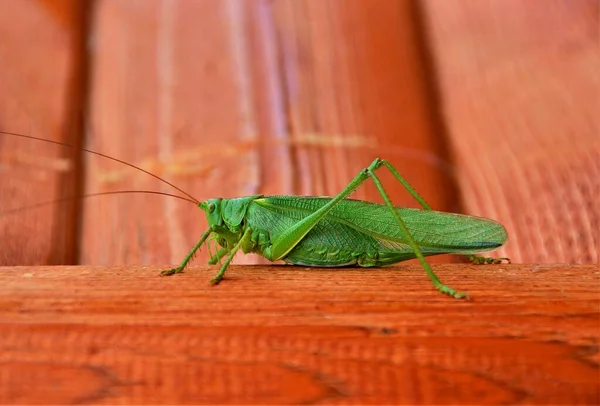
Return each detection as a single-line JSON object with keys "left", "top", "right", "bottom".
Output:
{"left": 1, "top": 130, "right": 509, "bottom": 299}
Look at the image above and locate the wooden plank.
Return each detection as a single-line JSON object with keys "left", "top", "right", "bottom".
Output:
{"left": 422, "top": 0, "right": 599, "bottom": 263}
{"left": 83, "top": 0, "right": 257, "bottom": 266}
{"left": 0, "top": 0, "right": 89, "bottom": 265}
{"left": 0, "top": 264, "right": 597, "bottom": 404}
{"left": 81, "top": 0, "right": 460, "bottom": 267}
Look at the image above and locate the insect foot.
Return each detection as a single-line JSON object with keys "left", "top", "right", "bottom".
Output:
{"left": 438, "top": 284, "right": 471, "bottom": 300}
{"left": 468, "top": 255, "right": 511, "bottom": 265}
{"left": 209, "top": 275, "right": 223, "bottom": 285}
{"left": 160, "top": 267, "right": 183, "bottom": 276}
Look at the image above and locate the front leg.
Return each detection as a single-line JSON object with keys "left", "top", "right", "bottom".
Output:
{"left": 210, "top": 227, "right": 253, "bottom": 285}
{"left": 161, "top": 227, "right": 213, "bottom": 276}
{"left": 208, "top": 247, "right": 229, "bottom": 265}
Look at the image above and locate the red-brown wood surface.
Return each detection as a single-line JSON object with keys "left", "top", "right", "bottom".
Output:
{"left": 0, "top": 264, "right": 598, "bottom": 404}
{"left": 1, "top": 2, "right": 598, "bottom": 404}
{"left": 423, "top": 0, "right": 599, "bottom": 263}
{"left": 0, "top": 0, "right": 87, "bottom": 265}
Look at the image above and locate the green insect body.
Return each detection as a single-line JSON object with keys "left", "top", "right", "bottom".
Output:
{"left": 205, "top": 196, "right": 504, "bottom": 267}
{"left": 162, "top": 158, "right": 508, "bottom": 299}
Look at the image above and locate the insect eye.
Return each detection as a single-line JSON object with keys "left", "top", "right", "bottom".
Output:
{"left": 207, "top": 203, "right": 215, "bottom": 213}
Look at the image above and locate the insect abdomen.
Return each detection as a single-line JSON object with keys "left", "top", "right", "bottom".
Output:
{"left": 283, "top": 247, "right": 359, "bottom": 267}
{"left": 246, "top": 196, "right": 507, "bottom": 267}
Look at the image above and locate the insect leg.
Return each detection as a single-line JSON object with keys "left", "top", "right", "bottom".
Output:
{"left": 380, "top": 160, "right": 432, "bottom": 210}
{"left": 265, "top": 158, "right": 425, "bottom": 261}
{"left": 381, "top": 159, "right": 509, "bottom": 265}
{"left": 161, "top": 227, "right": 213, "bottom": 276}
{"left": 208, "top": 247, "right": 229, "bottom": 265}
{"left": 210, "top": 227, "right": 252, "bottom": 285}
{"left": 265, "top": 165, "right": 373, "bottom": 260}
{"left": 366, "top": 164, "right": 469, "bottom": 299}
{"left": 207, "top": 237, "right": 216, "bottom": 261}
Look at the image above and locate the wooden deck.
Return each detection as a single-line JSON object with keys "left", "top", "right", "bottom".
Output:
{"left": 1, "top": 263, "right": 597, "bottom": 404}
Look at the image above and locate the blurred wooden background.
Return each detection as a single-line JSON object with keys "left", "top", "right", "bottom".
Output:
{"left": 0, "top": 0, "right": 598, "bottom": 267}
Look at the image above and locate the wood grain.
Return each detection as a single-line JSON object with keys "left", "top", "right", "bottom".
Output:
{"left": 0, "top": 0, "right": 87, "bottom": 265}
{"left": 81, "top": 0, "right": 458, "bottom": 267}
{"left": 423, "top": 0, "right": 599, "bottom": 263}
{"left": 2, "top": 0, "right": 597, "bottom": 271}
{"left": 0, "top": 264, "right": 597, "bottom": 404}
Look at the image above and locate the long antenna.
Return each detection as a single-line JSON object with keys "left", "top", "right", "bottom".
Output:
{"left": 1, "top": 190, "right": 198, "bottom": 216}
{"left": 0, "top": 130, "right": 200, "bottom": 204}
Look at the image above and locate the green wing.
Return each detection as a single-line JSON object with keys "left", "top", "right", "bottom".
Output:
{"left": 246, "top": 196, "right": 507, "bottom": 266}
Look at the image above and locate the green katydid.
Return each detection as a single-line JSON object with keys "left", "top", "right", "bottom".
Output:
{"left": 1, "top": 131, "right": 509, "bottom": 299}
{"left": 161, "top": 158, "right": 508, "bottom": 299}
